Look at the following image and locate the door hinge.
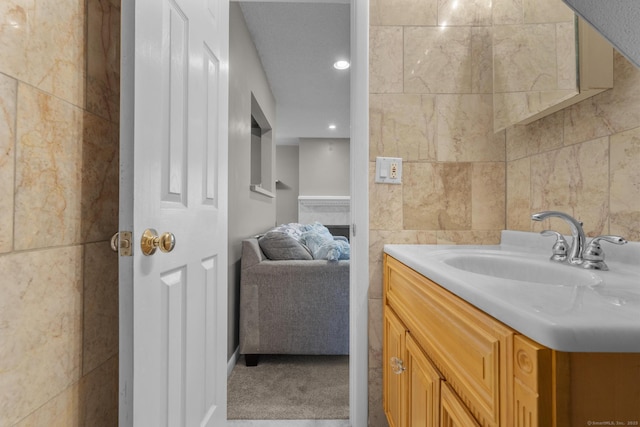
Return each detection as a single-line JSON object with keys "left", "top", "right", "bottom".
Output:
{"left": 352, "top": 223, "right": 356, "bottom": 237}
{"left": 111, "top": 231, "right": 133, "bottom": 256}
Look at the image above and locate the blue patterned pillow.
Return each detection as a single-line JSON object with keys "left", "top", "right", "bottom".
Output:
{"left": 300, "top": 222, "right": 350, "bottom": 261}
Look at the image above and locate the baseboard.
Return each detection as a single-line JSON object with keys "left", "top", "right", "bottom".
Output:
{"left": 227, "top": 346, "right": 240, "bottom": 378}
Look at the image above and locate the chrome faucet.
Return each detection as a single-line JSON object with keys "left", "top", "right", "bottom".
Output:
{"left": 531, "top": 211, "right": 586, "bottom": 265}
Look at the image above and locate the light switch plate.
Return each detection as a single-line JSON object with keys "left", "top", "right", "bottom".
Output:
{"left": 375, "top": 156, "right": 402, "bottom": 184}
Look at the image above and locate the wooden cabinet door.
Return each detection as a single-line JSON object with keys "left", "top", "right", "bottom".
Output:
{"left": 385, "top": 255, "right": 510, "bottom": 427}
{"left": 407, "top": 334, "right": 441, "bottom": 427}
{"left": 441, "top": 382, "right": 481, "bottom": 427}
{"left": 384, "top": 307, "right": 407, "bottom": 427}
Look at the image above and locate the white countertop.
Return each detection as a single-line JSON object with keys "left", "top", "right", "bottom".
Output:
{"left": 384, "top": 231, "right": 640, "bottom": 352}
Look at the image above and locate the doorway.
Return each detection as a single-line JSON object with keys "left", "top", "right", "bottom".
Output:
{"left": 227, "top": 0, "right": 369, "bottom": 424}
{"left": 117, "top": 0, "right": 368, "bottom": 423}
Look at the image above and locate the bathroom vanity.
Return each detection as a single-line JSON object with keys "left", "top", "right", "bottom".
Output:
{"left": 383, "top": 232, "right": 640, "bottom": 427}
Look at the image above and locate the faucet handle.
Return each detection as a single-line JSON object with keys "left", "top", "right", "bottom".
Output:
{"left": 541, "top": 230, "right": 568, "bottom": 262}
{"left": 583, "top": 235, "right": 628, "bottom": 271}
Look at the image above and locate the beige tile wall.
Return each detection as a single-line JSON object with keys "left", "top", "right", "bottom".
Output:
{"left": 3, "top": 1, "right": 637, "bottom": 426}
{"left": 368, "top": 1, "right": 640, "bottom": 426}
{"left": 368, "top": 0, "right": 504, "bottom": 424}
{"left": 0, "top": 0, "right": 120, "bottom": 425}
{"left": 492, "top": 0, "right": 578, "bottom": 130}
{"left": 506, "top": 51, "right": 640, "bottom": 240}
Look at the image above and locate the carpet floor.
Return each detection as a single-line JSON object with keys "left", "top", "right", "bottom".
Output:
{"left": 227, "top": 355, "right": 349, "bottom": 420}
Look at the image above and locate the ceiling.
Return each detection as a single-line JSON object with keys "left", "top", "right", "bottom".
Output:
{"left": 238, "top": 1, "right": 351, "bottom": 145}
{"left": 562, "top": 0, "right": 640, "bottom": 68}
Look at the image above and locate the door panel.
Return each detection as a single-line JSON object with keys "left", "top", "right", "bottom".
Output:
{"left": 384, "top": 307, "right": 407, "bottom": 427}
{"left": 407, "top": 334, "right": 441, "bottom": 427}
{"left": 201, "top": 256, "right": 219, "bottom": 413}
{"left": 203, "top": 47, "right": 220, "bottom": 206}
{"left": 164, "top": 0, "right": 188, "bottom": 204}
{"left": 163, "top": 267, "right": 187, "bottom": 426}
{"left": 121, "top": 0, "right": 229, "bottom": 424}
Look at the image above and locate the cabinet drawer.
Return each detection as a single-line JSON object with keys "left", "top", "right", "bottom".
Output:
{"left": 385, "top": 255, "right": 513, "bottom": 427}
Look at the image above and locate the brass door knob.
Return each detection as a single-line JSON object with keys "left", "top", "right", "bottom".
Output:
{"left": 141, "top": 229, "right": 176, "bottom": 256}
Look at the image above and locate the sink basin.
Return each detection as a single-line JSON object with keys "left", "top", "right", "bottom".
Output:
{"left": 441, "top": 251, "right": 602, "bottom": 287}
{"left": 384, "top": 232, "right": 640, "bottom": 352}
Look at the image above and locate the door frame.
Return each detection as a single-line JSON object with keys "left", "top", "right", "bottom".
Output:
{"left": 118, "top": 0, "right": 134, "bottom": 423}
{"left": 119, "top": 0, "right": 369, "bottom": 424}
{"left": 349, "top": 0, "right": 369, "bottom": 424}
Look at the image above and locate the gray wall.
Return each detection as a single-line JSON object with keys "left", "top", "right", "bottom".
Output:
{"left": 299, "top": 138, "right": 350, "bottom": 196}
{"left": 276, "top": 145, "right": 300, "bottom": 224}
{"left": 228, "top": 2, "right": 277, "bottom": 359}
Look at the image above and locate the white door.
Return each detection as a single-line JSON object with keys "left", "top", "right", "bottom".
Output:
{"left": 119, "top": 0, "right": 229, "bottom": 425}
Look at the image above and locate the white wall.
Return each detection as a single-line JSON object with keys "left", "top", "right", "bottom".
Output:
{"left": 299, "top": 138, "right": 350, "bottom": 196}
{"left": 276, "top": 145, "right": 300, "bottom": 224}
{"left": 228, "top": 2, "right": 277, "bottom": 359}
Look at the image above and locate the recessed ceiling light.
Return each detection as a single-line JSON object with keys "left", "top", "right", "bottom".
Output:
{"left": 333, "top": 60, "right": 350, "bottom": 70}
{"left": 328, "top": 124, "right": 337, "bottom": 130}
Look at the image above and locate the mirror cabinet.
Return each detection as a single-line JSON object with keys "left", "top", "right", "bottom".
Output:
{"left": 493, "top": 0, "right": 613, "bottom": 131}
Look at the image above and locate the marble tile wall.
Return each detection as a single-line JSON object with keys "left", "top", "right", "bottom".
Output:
{"left": 506, "top": 51, "right": 640, "bottom": 241}
{"left": 369, "top": 1, "right": 640, "bottom": 426}
{"left": 493, "top": 0, "right": 578, "bottom": 130}
{"left": 0, "top": 0, "right": 120, "bottom": 426}
{"left": 368, "top": 0, "right": 504, "bottom": 424}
